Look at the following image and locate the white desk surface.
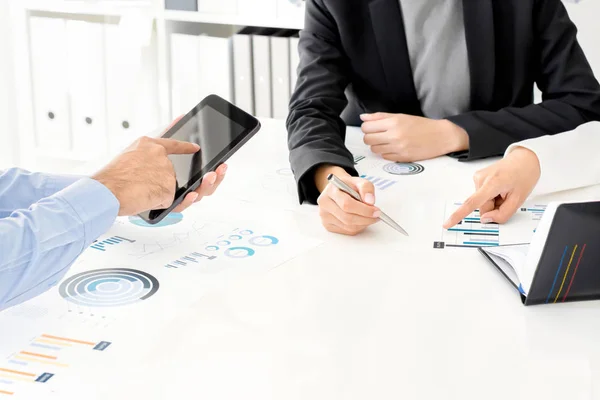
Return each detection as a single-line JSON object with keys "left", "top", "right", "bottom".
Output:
{"left": 15, "top": 119, "right": 600, "bottom": 399}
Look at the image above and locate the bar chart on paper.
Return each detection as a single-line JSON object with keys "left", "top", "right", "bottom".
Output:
{"left": 434, "top": 202, "right": 547, "bottom": 249}
{"left": 90, "top": 236, "right": 135, "bottom": 252}
{"left": 0, "top": 333, "right": 111, "bottom": 398}
{"left": 360, "top": 175, "right": 397, "bottom": 191}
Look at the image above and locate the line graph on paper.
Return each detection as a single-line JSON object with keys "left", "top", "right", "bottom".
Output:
{"left": 434, "top": 202, "right": 547, "bottom": 249}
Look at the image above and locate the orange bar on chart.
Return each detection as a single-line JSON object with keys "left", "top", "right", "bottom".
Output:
{"left": 40, "top": 334, "right": 95, "bottom": 346}
{"left": 0, "top": 390, "right": 14, "bottom": 395}
{"left": 20, "top": 351, "right": 57, "bottom": 360}
{"left": 0, "top": 368, "right": 35, "bottom": 378}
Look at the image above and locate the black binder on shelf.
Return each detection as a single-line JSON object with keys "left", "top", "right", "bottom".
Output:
{"left": 479, "top": 201, "right": 600, "bottom": 306}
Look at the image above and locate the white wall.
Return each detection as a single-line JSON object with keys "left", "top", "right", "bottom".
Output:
{"left": 0, "top": 1, "right": 17, "bottom": 169}
{"left": 564, "top": 0, "right": 600, "bottom": 78}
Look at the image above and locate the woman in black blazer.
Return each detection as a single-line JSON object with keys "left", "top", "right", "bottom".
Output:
{"left": 287, "top": 0, "right": 600, "bottom": 236}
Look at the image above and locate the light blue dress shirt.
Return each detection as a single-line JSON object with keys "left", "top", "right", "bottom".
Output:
{"left": 0, "top": 168, "right": 119, "bottom": 311}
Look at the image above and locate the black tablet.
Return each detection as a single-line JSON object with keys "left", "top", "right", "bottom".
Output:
{"left": 137, "top": 95, "right": 261, "bottom": 224}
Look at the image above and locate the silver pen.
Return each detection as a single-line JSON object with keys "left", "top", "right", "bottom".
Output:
{"left": 327, "top": 174, "right": 409, "bottom": 236}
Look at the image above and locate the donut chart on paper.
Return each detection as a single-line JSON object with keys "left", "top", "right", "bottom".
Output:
{"left": 59, "top": 268, "right": 159, "bottom": 307}
{"left": 383, "top": 162, "right": 424, "bottom": 176}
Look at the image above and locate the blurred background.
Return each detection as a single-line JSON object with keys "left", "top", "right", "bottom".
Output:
{"left": 0, "top": 0, "right": 597, "bottom": 175}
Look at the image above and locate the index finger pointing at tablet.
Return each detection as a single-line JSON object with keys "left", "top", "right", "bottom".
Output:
{"left": 155, "top": 138, "right": 200, "bottom": 155}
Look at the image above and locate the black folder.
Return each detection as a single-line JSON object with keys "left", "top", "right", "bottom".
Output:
{"left": 479, "top": 201, "right": 600, "bottom": 306}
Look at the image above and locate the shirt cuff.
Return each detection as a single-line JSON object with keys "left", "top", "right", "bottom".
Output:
{"left": 505, "top": 138, "right": 548, "bottom": 197}
{"left": 52, "top": 178, "right": 120, "bottom": 248}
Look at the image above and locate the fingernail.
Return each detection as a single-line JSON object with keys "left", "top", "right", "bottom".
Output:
{"left": 481, "top": 217, "right": 492, "bottom": 224}
{"left": 190, "top": 192, "right": 199, "bottom": 202}
{"left": 360, "top": 113, "right": 368, "bottom": 120}
{"left": 209, "top": 174, "right": 217, "bottom": 185}
{"left": 193, "top": 143, "right": 200, "bottom": 150}
{"left": 373, "top": 211, "right": 381, "bottom": 218}
{"left": 364, "top": 193, "right": 375, "bottom": 205}
{"left": 219, "top": 165, "right": 227, "bottom": 175}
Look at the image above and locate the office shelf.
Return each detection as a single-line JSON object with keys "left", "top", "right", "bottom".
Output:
{"left": 22, "top": 0, "right": 154, "bottom": 17}
{"left": 161, "top": 9, "right": 303, "bottom": 30}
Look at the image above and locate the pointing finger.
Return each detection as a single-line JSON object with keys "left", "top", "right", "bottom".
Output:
{"left": 443, "top": 184, "right": 499, "bottom": 229}
{"left": 155, "top": 138, "right": 200, "bottom": 155}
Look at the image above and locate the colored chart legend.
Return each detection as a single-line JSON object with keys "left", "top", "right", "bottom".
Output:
{"left": 90, "top": 236, "right": 135, "bottom": 252}
{"left": 360, "top": 175, "right": 397, "bottom": 191}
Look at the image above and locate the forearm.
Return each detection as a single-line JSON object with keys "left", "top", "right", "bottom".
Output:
{"left": 0, "top": 168, "right": 81, "bottom": 218}
{"left": 0, "top": 178, "right": 119, "bottom": 311}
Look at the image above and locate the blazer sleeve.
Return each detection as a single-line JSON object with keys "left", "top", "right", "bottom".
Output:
{"left": 447, "top": 0, "right": 600, "bottom": 160}
{"left": 286, "top": 0, "right": 358, "bottom": 204}
{"left": 505, "top": 122, "right": 600, "bottom": 197}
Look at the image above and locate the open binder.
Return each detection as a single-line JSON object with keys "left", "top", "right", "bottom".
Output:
{"left": 479, "top": 201, "right": 600, "bottom": 306}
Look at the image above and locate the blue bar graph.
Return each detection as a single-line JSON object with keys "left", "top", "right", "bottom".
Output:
{"left": 90, "top": 236, "right": 135, "bottom": 252}
{"left": 8, "top": 360, "right": 27, "bottom": 366}
{"left": 165, "top": 252, "right": 217, "bottom": 269}
{"left": 360, "top": 175, "right": 397, "bottom": 191}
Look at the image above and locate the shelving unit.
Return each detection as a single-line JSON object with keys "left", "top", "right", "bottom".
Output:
{"left": 161, "top": 9, "right": 303, "bottom": 30}
{"left": 9, "top": 0, "right": 305, "bottom": 173}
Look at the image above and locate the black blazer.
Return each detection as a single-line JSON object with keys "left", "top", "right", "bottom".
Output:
{"left": 287, "top": 0, "right": 600, "bottom": 204}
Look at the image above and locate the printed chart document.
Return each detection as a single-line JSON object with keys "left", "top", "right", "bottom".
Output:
{"left": 0, "top": 203, "right": 322, "bottom": 399}
{"left": 434, "top": 201, "right": 547, "bottom": 250}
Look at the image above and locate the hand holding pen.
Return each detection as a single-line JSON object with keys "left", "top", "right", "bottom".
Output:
{"left": 314, "top": 166, "right": 408, "bottom": 236}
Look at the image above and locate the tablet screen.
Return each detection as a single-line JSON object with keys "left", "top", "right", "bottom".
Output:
{"left": 137, "top": 95, "right": 260, "bottom": 223}
{"left": 169, "top": 106, "right": 246, "bottom": 189}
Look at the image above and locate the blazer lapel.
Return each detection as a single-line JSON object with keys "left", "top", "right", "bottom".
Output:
{"left": 369, "top": 0, "right": 421, "bottom": 115}
{"left": 463, "top": 0, "right": 496, "bottom": 109}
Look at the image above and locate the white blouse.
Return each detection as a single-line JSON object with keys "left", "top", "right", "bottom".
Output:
{"left": 505, "top": 122, "right": 600, "bottom": 197}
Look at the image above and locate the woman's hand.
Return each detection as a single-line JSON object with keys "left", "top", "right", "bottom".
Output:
{"left": 444, "top": 147, "right": 541, "bottom": 228}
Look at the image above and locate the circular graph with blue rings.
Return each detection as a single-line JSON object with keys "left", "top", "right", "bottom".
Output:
{"left": 224, "top": 247, "right": 256, "bottom": 259}
{"left": 59, "top": 268, "right": 159, "bottom": 307}
{"left": 248, "top": 235, "right": 279, "bottom": 247}
{"left": 128, "top": 213, "right": 184, "bottom": 228}
{"left": 383, "top": 162, "right": 424, "bottom": 176}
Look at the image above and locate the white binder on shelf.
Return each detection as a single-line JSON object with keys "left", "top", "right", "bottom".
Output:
{"left": 237, "top": 0, "right": 276, "bottom": 20}
{"left": 252, "top": 29, "right": 277, "bottom": 118}
{"left": 289, "top": 36, "right": 300, "bottom": 93}
{"left": 232, "top": 28, "right": 254, "bottom": 114}
{"left": 270, "top": 31, "right": 291, "bottom": 119}
{"left": 105, "top": 23, "right": 159, "bottom": 154}
{"left": 170, "top": 33, "right": 202, "bottom": 118}
{"left": 29, "top": 16, "right": 71, "bottom": 152}
{"left": 197, "top": 35, "right": 233, "bottom": 102}
{"left": 277, "top": 0, "right": 305, "bottom": 23}
{"left": 65, "top": 20, "right": 108, "bottom": 158}
{"left": 197, "top": 0, "right": 238, "bottom": 15}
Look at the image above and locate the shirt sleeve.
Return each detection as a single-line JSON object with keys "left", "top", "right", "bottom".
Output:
{"left": 505, "top": 122, "right": 600, "bottom": 197}
{"left": 0, "top": 178, "right": 120, "bottom": 311}
{"left": 0, "top": 168, "right": 81, "bottom": 218}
